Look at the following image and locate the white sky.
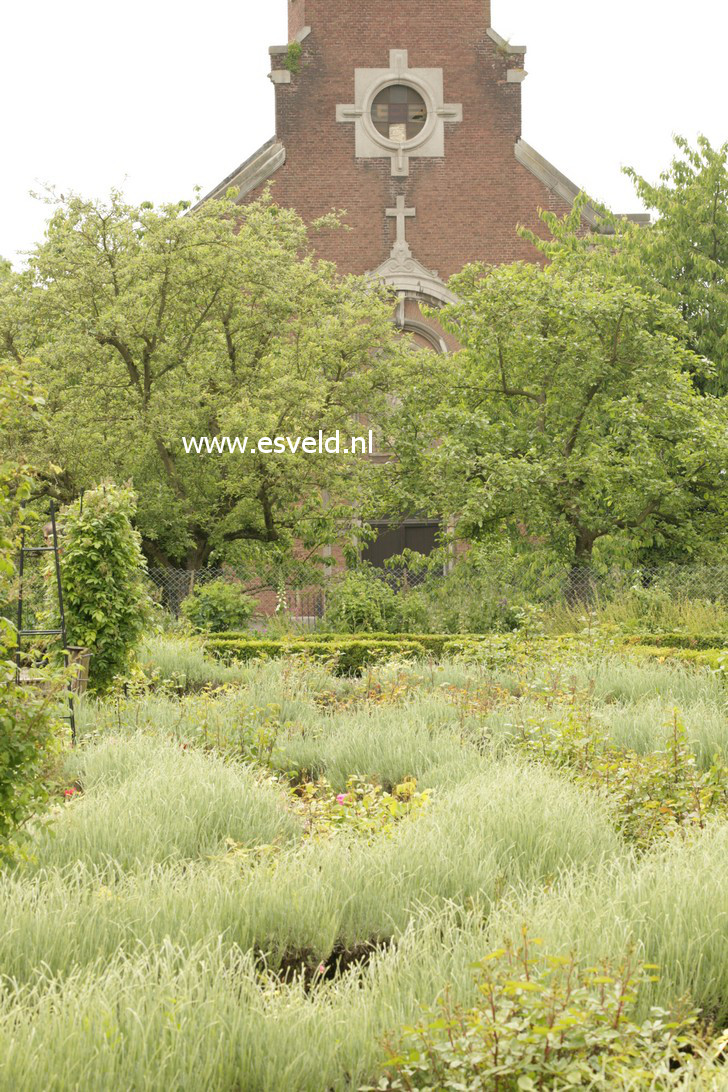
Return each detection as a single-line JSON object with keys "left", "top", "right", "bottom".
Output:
{"left": 2, "top": 0, "right": 726, "bottom": 267}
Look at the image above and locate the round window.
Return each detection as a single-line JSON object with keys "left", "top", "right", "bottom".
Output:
{"left": 371, "top": 85, "right": 427, "bottom": 143}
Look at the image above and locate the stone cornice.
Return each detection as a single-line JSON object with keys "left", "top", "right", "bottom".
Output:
{"left": 486, "top": 28, "right": 527, "bottom": 55}
{"left": 195, "top": 138, "right": 286, "bottom": 208}
{"left": 514, "top": 140, "right": 649, "bottom": 227}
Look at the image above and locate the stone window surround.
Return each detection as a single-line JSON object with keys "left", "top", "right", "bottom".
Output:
{"left": 337, "top": 50, "right": 462, "bottom": 177}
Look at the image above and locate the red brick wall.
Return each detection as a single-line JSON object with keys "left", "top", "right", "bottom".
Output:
{"left": 253, "top": 0, "right": 572, "bottom": 280}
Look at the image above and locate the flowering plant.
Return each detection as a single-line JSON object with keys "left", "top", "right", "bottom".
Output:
{"left": 292, "top": 775, "right": 429, "bottom": 839}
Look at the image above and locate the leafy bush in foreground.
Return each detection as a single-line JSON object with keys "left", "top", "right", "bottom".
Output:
{"left": 324, "top": 568, "right": 403, "bottom": 633}
{"left": 181, "top": 579, "right": 255, "bottom": 634}
{"left": 374, "top": 933, "right": 714, "bottom": 1090}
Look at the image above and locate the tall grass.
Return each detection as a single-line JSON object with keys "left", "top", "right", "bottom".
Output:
{"left": 266, "top": 703, "right": 479, "bottom": 790}
{"left": 490, "top": 822, "right": 728, "bottom": 1025}
{"left": 1, "top": 651, "right": 725, "bottom": 1089}
{"left": 138, "top": 634, "right": 250, "bottom": 689}
{"left": 27, "top": 735, "right": 301, "bottom": 871}
{"left": 1, "top": 826, "right": 726, "bottom": 1090}
{"left": 1, "top": 759, "right": 619, "bottom": 984}
{"left": 0, "top": 911, "right": 497, "bottom": 1092}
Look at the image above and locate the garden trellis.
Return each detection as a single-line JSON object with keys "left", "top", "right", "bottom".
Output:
{"left": 15, "top": 498, "right": 76, "bottom": 741}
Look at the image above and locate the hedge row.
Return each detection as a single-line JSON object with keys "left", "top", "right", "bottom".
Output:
{"left": 631, "top": 645, "right": 727, "bottom": 673}
{"left": 624, "top": 634, "right": 728, "bottom": 651}
{"left": 204, "top": 634, "right": 494, "bottom": 674}
{"left": 205, "top": 638, "right": 427, "bottom": 675}
{"left": 205, "top": 632, "right": 491, "bottom": 656}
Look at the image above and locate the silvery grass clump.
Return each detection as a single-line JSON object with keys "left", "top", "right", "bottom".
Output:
{"left": 0, "top": 753, "right": 620, "bottom": 984}
{"left": 25, "top": 734, "right": 301, "bottom": 872}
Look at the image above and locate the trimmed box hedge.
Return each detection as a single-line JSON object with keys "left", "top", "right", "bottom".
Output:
{"left": 624, "top": 634, "right": 728, "bottom": 651}
{"left": 205, "top": 632, "right": 491, "bottom": 657}
{"left": 204, "top": 637, "right": 429, "bottom": 675}
{"left": 629, "top": 644, "right": 727, "bottom": 673}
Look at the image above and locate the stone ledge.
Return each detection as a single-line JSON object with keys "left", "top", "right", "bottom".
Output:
{"left": 487, "top": 28, "right": 527, "bottom": 55}
{"left": 269, "top": 26, "right": 311, "bottom": 54}
{"left": 269, "top": 70, "right": 292, "bottom": 85}
{"left": 514, "top": 140, "right": 649, "bottom": 228}
{"left": 515, "top": 139, "right": 600, "bottom": 226}
{"left": 507, "top": 69, "right": 528, "bottom": 83}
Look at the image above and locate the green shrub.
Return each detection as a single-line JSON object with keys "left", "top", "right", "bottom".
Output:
{"left": 53, "top": 483, "right": 150, "bottom": 692}
{"left": 181, "top": 579, "right": 255, "bottom": 634}
{"left": 513, "top": 710, "right": 728, "bottom": 849}
{"left": 393, "top": 543, "right": 568, "bottom": 634}
{"left": 324, "top": 569, "right": 402, "bottom": 633}
{"left": 631, "top": 644, "right": 728, "bottom": 674}
{"left": 375, "top": 933, "right": 712, "bottom": 1090}
{"left": 291, "top": 775, "right": 430, "bottom": 839}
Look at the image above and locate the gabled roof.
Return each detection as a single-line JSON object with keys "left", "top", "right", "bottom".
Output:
{"left": 194, "top": 137, "right": 285, "bottom": 209}
{"left": 515, "top": 139, "right": 650, "bottom": 227}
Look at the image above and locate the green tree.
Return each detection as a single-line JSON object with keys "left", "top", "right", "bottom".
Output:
{"left": 625, "top": 136, "right": 728, "bottom": 392}
{"left": 2, "top": 191, "right": 408, "bottom": 570}
{"left": 528, "top": 137, "right": 728, "bottom": 394}
{"left": 382, "top": 261, "right": 728, "bottom": 574}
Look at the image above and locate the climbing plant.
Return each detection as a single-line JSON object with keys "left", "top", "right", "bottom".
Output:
{"left": 56, "top": 483, "right": 150, "bottom": 692}
{"left": 0, "top": 360, "right": 60, "bottom": 856}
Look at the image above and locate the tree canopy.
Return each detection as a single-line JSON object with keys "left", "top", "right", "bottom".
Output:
{"left": 625, "top": 136, "right": 728, "bottom": 393}
{"left": 2, "top": 191, "right": 410, "bottom": 569}
{"left": 381, "top": 258, "right": 728, "bottom": 568}
{"left": 528, "top": 136, "right": 728, "bottom": 395}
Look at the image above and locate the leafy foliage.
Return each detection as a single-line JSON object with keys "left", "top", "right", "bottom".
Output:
{"left": 55, "top": 483, "right": 149, "bottom": 692}
{"left": 514, "top": 709, "right": 728, "bottom": 850}
{"left": 625, "top": 136, "right": 728, "bottom": 394}
{"left": 374, "top": 933, "right": 711, "bottom": 1090}
{"left": 324, "top": 568, "right": 403, "bottom": 632}
{"left": 384, "top": 259, "right": 728, "bottom": 568}
{"left": 283, "top": 41, "right": 303, "bottom": 74}
{"left": 291, "top": 775, "right": 430, "bottom": 840}
{"left": 2, "top": 190, "right": 410, "bottom": 569}
{"left": 181, "top": 578, "right": 255, "bottom": 633}
{"left": 0, "top": 360, "right": 60, "bottom": 855}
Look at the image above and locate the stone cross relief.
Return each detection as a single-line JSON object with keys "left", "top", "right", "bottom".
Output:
{"left": 386, "top": 196, "right": 416, "bottom": 262}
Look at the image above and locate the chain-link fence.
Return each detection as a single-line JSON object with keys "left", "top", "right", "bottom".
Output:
{"left": 147, "top": 567, "right": 328, "bottom": 625}
{"left": 147, "top": 562, "right": 728, "bottom": 630}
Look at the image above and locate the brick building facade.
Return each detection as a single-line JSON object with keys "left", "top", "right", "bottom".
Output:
{"left": 202, "top": 0, "right": 636, "bottom": 344}
{"left": 201, "top": 0, "right": 643, "bottom": 578}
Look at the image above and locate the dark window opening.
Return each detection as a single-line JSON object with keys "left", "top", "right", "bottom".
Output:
{"left": 371, "top": 85, "right": 427, "bottom": 142}
{"left": 362, "top": 520, "right": 441, "bottom": 569}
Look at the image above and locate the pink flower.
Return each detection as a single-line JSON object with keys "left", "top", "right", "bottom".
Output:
{"left": 336, "top": 794, "right": 347, "bottom": 805}
{"left": 317, "top": 963, "right": 326, "bottom": 974}
{"left": 64, "top": 788, "right": 78, "bottom": 798}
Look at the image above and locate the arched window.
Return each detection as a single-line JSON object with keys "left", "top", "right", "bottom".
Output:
{"left": 371, "top": 85, "right": 427, "bottom": 143}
